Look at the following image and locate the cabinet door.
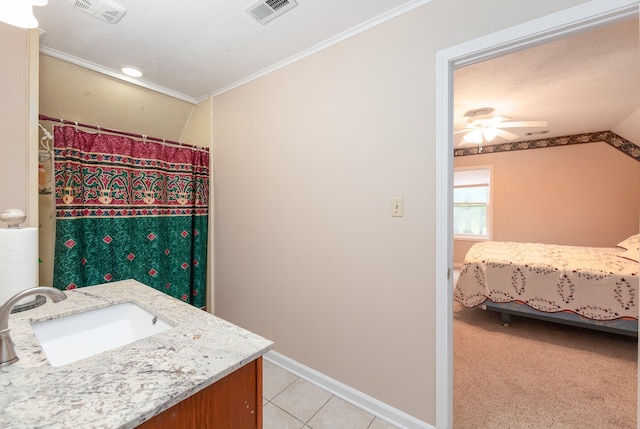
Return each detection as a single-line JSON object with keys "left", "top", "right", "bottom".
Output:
{"left": 138, "top": 357, "right": 262, "bottom": 429}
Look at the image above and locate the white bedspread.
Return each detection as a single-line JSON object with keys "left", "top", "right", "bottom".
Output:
{"left": 454, "top": 241, "right": 639, "bottom": 321}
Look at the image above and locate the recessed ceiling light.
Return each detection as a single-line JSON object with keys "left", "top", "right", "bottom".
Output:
{"left": 121, "top": 66, "right": 143, "bottom": 78}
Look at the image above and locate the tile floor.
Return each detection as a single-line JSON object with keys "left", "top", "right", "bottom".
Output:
{"left": 263, "top": 359, "right": 401, "bottom": 429}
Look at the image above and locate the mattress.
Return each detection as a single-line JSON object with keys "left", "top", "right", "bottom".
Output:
{"left": 454, "top": 241, "right": 639, "bottom": 321}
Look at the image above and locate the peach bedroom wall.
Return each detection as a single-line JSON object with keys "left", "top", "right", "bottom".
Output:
{"left": 454, "top": 141, "right": 640, "bottom": 264}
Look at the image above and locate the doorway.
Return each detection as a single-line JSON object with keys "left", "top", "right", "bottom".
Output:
{"left": 435, "top": 1, "right": 640, "bottom": 428}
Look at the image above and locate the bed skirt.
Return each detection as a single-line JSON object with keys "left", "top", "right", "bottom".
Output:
{"left": 482, "top": 300, "right": 638, "bottom": 337}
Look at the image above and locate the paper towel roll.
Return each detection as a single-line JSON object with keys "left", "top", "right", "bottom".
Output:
{"left": 0, "top": 227, "right": 38, "bottom": 306}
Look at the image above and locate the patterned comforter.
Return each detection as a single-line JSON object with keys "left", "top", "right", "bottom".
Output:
{"left": 454, "top": 241, "right": 639, "bottom": 321}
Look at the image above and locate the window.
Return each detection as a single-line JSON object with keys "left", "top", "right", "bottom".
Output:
{"left": 453, "top": 166, "right": 492, "bottom": 240}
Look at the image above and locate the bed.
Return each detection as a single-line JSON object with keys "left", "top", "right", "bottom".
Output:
{"left": 454, "top": 234, "right": 639, "bottom": 336}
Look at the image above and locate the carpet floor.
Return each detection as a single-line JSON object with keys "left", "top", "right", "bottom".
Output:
{"left": 453, "top": 301, "right": 637, "bottom": 428}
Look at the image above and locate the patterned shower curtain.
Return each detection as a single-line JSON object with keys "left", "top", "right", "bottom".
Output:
{"left": 52, "top": 126, "right": 209, "bottom": 308}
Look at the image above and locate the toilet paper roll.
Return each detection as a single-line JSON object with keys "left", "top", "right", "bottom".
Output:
{"left": 0, "top": 228, "right": 38, "bottom": 306}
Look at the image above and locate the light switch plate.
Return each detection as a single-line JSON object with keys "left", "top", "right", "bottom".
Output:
{"left": 391, "top": 197, "right": 403, "bottom": 217}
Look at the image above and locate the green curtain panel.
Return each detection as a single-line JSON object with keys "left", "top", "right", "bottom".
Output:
{"left": 52, "top": 126, "right": 209, "bottom": 308}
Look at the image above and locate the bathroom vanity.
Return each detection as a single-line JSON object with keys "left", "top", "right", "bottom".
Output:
{"left": 0, "top": 280, "right": 272, "bottom": 428}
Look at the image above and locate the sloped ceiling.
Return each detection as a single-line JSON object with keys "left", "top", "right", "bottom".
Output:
{"left": 454, "top": 17, "right": 640, "bottom": 147}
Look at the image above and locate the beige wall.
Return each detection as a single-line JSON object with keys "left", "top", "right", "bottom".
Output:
{"left": 39, "top": 55, "right": 197, "bottom": 142}
{"left": 212, "top": 0, "right": 589, "bottom": 423}
{"left": 182, "top": 98, "right": 213, "bottom": 148}
{"left": 454, "top": 143, "right": 640, "bottom": 264}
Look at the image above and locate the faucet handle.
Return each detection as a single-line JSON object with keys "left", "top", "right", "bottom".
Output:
{"left": 0, "top": 209, "right": 26, "bottom": 229}
{"left": 0, "top": 287, "right": 67, "bottom": 367}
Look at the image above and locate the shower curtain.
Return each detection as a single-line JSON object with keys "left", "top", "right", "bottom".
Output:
{"left": 52, "top": 125, "right": 209, "bottom": 307}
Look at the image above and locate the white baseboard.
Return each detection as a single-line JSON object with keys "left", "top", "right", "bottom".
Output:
{"left": 264, "top": 351, "right": 434, "bottom": 429}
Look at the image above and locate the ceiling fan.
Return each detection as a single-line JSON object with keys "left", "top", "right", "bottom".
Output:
{"left": 455, "top": 108, "right": 548, "bottom": 144}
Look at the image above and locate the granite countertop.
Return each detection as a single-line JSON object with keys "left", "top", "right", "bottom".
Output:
{"left": 0, "top": 280, "right": 273, "bottom": 429}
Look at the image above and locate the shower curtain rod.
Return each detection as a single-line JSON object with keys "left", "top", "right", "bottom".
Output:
{"left": 38, "top": 114, "right": 209, "bottom": 152}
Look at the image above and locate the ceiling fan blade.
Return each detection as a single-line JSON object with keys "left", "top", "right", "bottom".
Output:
{"left": 485, "top": 116, "right": 511, "bottom": 126}
{"left": 454, "top": 129, "right": 470, "bottom": 134}
{"left": 495, "top": 129, "right": 519, "bottom": 140}
{"left": 499, "top": 120, "right": 548, "bottom": 128}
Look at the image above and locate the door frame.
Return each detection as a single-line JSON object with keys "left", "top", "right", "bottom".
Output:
{"left": 434, "top": 1, "right": 640, "bottom": 427}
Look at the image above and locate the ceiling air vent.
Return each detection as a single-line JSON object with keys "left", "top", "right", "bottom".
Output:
{"left": 66, "top": 0, "right": 127, "bottom": 24}
{"left": 245, "top": 0, "right": 298, "bottom": 25}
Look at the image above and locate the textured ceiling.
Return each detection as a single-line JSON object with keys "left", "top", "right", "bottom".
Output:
{"left": 32, "top": 2, "right": 640, "bottom": 146}
{"left": 454, "top": 17, "right": 640, "bottom": 147}
{"left": 34, "top": 0, "right": 426, "bottom": 101}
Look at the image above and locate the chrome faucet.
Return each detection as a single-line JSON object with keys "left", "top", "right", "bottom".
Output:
{"left": 0, "top": 287, "right": 67, "bottom": 368}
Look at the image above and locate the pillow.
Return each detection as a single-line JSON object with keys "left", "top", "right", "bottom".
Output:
{"left": 616, "top": 234, "right": 640, "bottom": 251}
{"left": 617, "top": 247, "right": 639, "bottom": 263}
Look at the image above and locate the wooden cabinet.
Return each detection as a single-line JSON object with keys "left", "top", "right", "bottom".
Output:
{"left": 137, "top": 357, "right": 263, "bottom": 429}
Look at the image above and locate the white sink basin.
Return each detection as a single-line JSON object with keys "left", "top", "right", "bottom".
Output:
{"left": 31, "top": 302, "right": 173, "bottom": 367}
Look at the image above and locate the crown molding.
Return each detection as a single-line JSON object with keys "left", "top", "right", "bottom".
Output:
{"left": 210, "top": 0, "right": 434, "bottom": 97}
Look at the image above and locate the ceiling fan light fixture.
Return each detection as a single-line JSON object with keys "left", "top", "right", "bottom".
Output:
{"left": 482, "top": 127, "right": 497, "bottom": 142}
{"left": 457, "top": 108, "right": 548, "bottom": 145}
{"left": 463, "top": 129, "right": 483, "bottom": 144}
